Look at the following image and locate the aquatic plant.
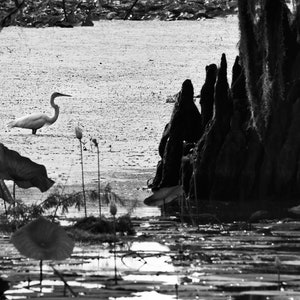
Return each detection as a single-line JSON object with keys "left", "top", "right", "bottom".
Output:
{"left": 75, "top": 125, "right": 87, "bottom": 217}
{"left": 44, "top": 183, "right": 128, "bottom": 217}
{"left": 0, "top": 200, "right": 44, "bottom": 231}
{"left": 275, "top": 256, "right": 281, "bottom": 290}
{"left": 44, "top": 188, "right": 85, "bottom": 218}
{"left": 11, "top": 216, "right": 74, "bottom": 291}
{"left": 110, "top": 198, "right": 118, "bottom": 284}
{"left": 91, "top": 137, "right": 102, "bottom": 218}
{"left": 0, "top": 175, "right": 135, "bottom": 234}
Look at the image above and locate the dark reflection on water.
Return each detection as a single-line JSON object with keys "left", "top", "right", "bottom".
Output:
{"left": 234, "top": 296, "right": 270, "bottom": 300}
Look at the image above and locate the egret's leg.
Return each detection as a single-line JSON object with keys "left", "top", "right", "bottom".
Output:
{"left": 32, "top": 129, "right": 37, "bottom": 134}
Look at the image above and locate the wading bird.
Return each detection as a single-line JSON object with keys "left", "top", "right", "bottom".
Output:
{"left": 7, "top": 92, "right": 71, "bottom": 134}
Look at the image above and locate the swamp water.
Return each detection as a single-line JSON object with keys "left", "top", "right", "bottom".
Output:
{"left": 0, "top": 16, "right": 239, "bottom": 203}
{"left": 2, "top": 216, "right": 300, "bottom": 299}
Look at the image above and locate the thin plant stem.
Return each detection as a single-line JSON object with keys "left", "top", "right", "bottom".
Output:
{"left": 275, "top": 256, "right": 281, "bottom": 290}
{"left": 40, "top": 260, "right": 43, "bottom": 290}
{"left": 3, "top": 199, "right": 7, "bottom": 219}
{"left": 124, "top": 0, "right": 139, "bottom": 20}
{"left": 180, "top": 144, "right": 184, "bottom": 224}
{"left": 52, "top": 198, "right": 62, "bottom": 222}
{"left": 113, "top": 215, "right": 117, "bottom": 284}
{"left": 0, "top": 179, "right": 14, "bottom": 218}
{"left": 97, "top": 145, "right": 101, "bottom": 218}
{"left": 192, "top": 159, "right": 199, "bottom": 222}
{"left": 79, "top": 140, "right": 87, "bottom": 217}
{"left": 51, "top": 164, "right": 73, "bottom": 222}
{"left": 52, "top": 266, "right": 77, "bottom": 297}
{"left": 179, "top": 195, "right": 183, "bottom": 224}
{"left": 62, "top": 0, "right": 68, "bottom": 20}
{"left": 13, "top": 182, "right": 15, "bottom": 204}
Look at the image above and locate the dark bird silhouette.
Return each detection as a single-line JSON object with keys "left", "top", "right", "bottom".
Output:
{"left": 7, "top": 92, "right": 71, "bottom": 134}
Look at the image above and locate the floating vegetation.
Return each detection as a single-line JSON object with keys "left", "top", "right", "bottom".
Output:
{"left": 67, "top": 214, "right": 135, "bottom": 243}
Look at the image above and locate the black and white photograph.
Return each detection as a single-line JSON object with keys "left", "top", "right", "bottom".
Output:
{"left": 1, "top": 0, "right": 300, "bottom": 299}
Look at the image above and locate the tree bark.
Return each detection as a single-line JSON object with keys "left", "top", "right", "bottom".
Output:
{"left": 149, "top": 0, "right": 300, "bottom": 219}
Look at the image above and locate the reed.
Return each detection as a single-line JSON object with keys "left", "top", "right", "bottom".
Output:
{"left": 75, "top": 126, "right": 87, "bottom": 217}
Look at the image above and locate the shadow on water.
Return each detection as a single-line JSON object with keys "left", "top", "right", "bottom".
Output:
{"left": 234, "top": 297, "right": 270, "bottom": 300}
{"left": 233, "top": 292, "right": 300, "bottom": 300}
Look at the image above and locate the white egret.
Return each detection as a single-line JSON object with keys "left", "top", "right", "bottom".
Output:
{"left": 7, "top": 92, "right": 71, "bottom": 134}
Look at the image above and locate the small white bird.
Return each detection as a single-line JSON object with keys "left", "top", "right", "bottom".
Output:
{"left": 7, "top": 92, "right": 71, "bottom": 134}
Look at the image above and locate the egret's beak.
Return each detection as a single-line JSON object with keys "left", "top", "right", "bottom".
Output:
{"left": 58, "top": 93, "right": 72, "bottom": 97}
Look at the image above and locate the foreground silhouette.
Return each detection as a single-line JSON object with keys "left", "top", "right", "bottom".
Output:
{"left": 0, "top": 143, "right": 54, "bottom": 193}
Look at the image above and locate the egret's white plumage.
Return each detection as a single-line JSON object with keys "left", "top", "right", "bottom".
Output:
{"left": 7, "top": 92, "right": 71, "bottom": 134}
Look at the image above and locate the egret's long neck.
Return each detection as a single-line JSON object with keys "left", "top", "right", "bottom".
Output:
{"left": 48, "top": 95, "right": 60, "bottom": 124}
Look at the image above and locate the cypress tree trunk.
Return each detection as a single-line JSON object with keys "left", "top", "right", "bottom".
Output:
{"left": 149, "top": 0, "right": 300, "bottom": 220}
{"left": 192, "top": 0, "right": 300, "bottom": 216}
{"left": 150, "top": 79, "right": 202, "bottom": 191}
